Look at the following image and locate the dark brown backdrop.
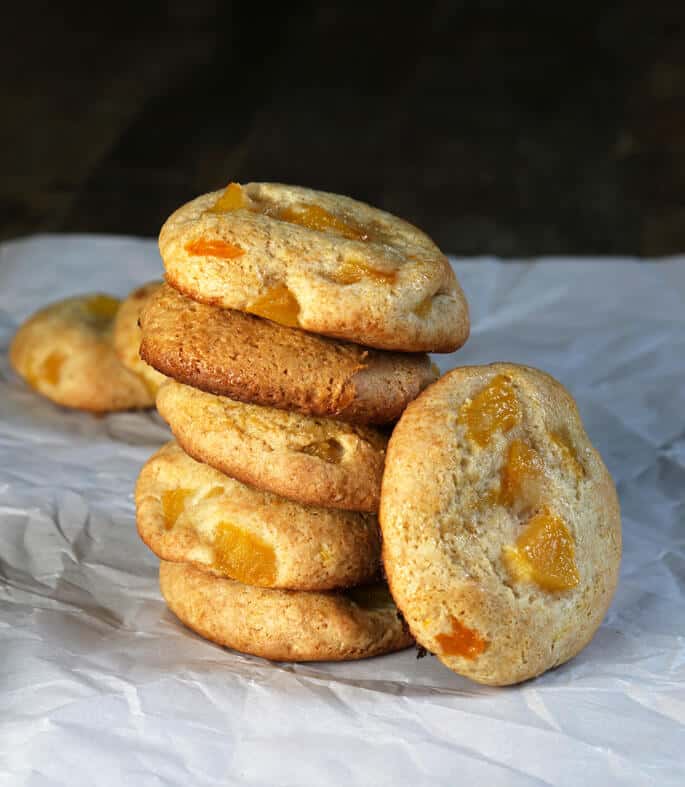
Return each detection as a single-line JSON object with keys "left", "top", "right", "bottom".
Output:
{"left": 2, "top": 1, "right": 684, "bottom": 255}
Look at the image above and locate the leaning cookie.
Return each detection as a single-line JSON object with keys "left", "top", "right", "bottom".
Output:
{"left": 140, "top": 284, "right": 437, "bottom": 424}
{"left": 160, "top": 561, "right": 413, "bottom": 662}
{"left": 156, "top": 381, "right": 388, "bottom": 512}
{"left": 159, "top": 182, "right": 469, "bottom": 352}
{"left": 136, "top": 442, "right": 381, "bottom": 591}
{"left": 380, "top": 363, "right": 621, "bottom": 686}
{"left": 113, "top": 280, "right": 168, "bottom": 395}
{"left": 10, "top": 294, "right": 154, "bottom": 412}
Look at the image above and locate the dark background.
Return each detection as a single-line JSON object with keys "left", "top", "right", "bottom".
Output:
{"left": 2, "top": 1, "right": 684, "bottom": 256}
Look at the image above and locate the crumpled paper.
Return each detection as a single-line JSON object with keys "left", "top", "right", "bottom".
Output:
{"left": 0, "top": 235, "right": 683, "bottom": 787}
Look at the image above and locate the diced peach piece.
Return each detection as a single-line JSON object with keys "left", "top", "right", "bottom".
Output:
{"left": 334, "top": 258, "right": 397, "bottom": 285}
{"left": 503, "top": 507, "right": 580, "bottom": 592}
{"left": 278, "top": 203, "right": 369, "bottom": 241}
{"left": 41, "top": 351, "right": 66, "bottom": 386}
{"left": 435, "top": 616, "right": 488, "bottom": 659}
{"left": 499, "top": 439, "right": 543, "bottom": 507}
{"left": 210, "top": 182, "right": 245, "bottom": 212}
{"left": 213, "top": 522, "right": 277, "bottom": 586}
{"left": 185, "top": 238, "right": 245, "bottom": 259}
{"left": 161, "top": 488, "right": 194, "bottom": 529}
{"left": 460, "top": 375, "right": 520, "bottom": 447}
{"left": 247, "top": 284, "right": 300, "bottom": 327}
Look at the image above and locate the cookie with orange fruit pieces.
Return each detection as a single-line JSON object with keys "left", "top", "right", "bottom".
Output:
{"left": 379, "top": 363, "right": 621, "bottom": 685}
{"left": 160, "top": 561, "right": 413, "bottom": 662}
{"left": 136, "top": 441, "right": 381, "bottom": 591}
{"left": 10, "top": 293, "right": 154, "bottom": 412}
{"left": 159, "top": 182, "right": 469, "bottom": 352}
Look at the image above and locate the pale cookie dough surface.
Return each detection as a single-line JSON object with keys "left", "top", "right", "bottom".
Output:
{"left": 159, "top": 182, "right": 469, "bottom": 352}
{"left": 380, "top": 363, "right": 621, "bottom": 686}
{"left": 140, "top": 284, "right": 437, "bottom": 424}
{"left": 157, "top": 381, "right": 388, "bottom": 512}
{"left": 136, "top": 442, "right": 381, "bottom": 591}
{"left": 113, "top": 280, "right": 168, "bottom": 395}
{"left": 9, "top": 294, "right": 154, "bottom": 412}
{"left": 160, "top": 561, "right": 413, "bottom": 662}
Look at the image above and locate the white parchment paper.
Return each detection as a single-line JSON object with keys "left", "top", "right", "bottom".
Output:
{"left": 0, "top": 236, "right": 683, "bottom": 787}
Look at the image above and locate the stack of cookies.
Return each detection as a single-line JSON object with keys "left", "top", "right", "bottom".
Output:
{"left": 134, "top": 182, "right": 470, "bottom": 662}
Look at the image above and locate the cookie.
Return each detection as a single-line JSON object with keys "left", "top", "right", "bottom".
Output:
{"left": 9, "top": 294, "right": 154, "bottom": 412}
{"left": 136, "top": 442, "right": 381, "bottom": 591}
{"left": 159, "top": 182, "right": 469, "bottom": 352}
{"left": 113, "top": 280, "right": 168, "bottom": 395}
{"left": 160, "top": 561, "right": 413, "bottom": 662}
{"left": 140, "top": 284, "right": 437, "bottom": 424}
{"left": 380, "top": 363, "right": 621, "bottom": 686}
{"left": 156, "top": 380, "right": 387, "bottom": 512}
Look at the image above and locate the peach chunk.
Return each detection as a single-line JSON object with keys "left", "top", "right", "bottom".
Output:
{"left": 247, "top": 284, "right": 300, "bottom": 327}
{"left": 161, "top": 488, "right": 194, "bottom": 529}
{"left": 85, "top": 295, "right": 120, "bottom": 322}
{"left": 460, "top": 375, "right": 520, "bottom": 447}
{"left": 503, "top": 507, "right": 580, "bottom": 592}
{"left": 210, "top": 182, "right": 245, "bottom": 212}
{"left": 278, "top": 203, "right": 369, "bottom": 241}
{"left": 41, "top": 351, "right": 66, "bottom": 386}
{"left": 334, "top": 258, "right": 397, "bottom": 285}
{"left": 499, "top": 439, "right": 543, "bottom": 508}
{"left": 213, "top": 522, "right": 277, "bottom": 586}
{"left": 435, "top": 616, "right": 488, "bottom": 659}
{"left": 185, "top": 238, "right": 245, "bottom": 259}
{"left": 300, "top": 438, "right": 344, "bottom": 464}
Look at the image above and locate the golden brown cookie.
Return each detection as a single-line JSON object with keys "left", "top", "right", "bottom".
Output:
{"left": 380, "top": 363, "right": 621, "bottom": 686}
{"left": 9, "top": 294, "right": 154, "bottom": 412}
{"left": 136, "top": 442, "right": 381, "bottom": 591}
{"left": 159, "top": 182, "right": 469, "bottom": 352}
{"left": 160, "top": 561, "right": 413, "bottom": 662}
{"left": 140, "top": 284, "right": 437, "bottom": 424}
{"left": 156, "top": 381, "right": 387, "bottom": 512}
{"left": 113, "top": 280, "right": 168, "bottom": 395}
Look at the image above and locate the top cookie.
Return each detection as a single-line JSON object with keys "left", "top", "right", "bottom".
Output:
{"left": 10, "top": 294, "right": 154, "bottom": 412}
{"left": 159, "top": 182, "right": 469, "bottom": 352}
{"left": 140, "top": 284, "right": 437, "bottom": 424}
{"left": 380, "top": 363, "right": 621, "bottom": 686}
